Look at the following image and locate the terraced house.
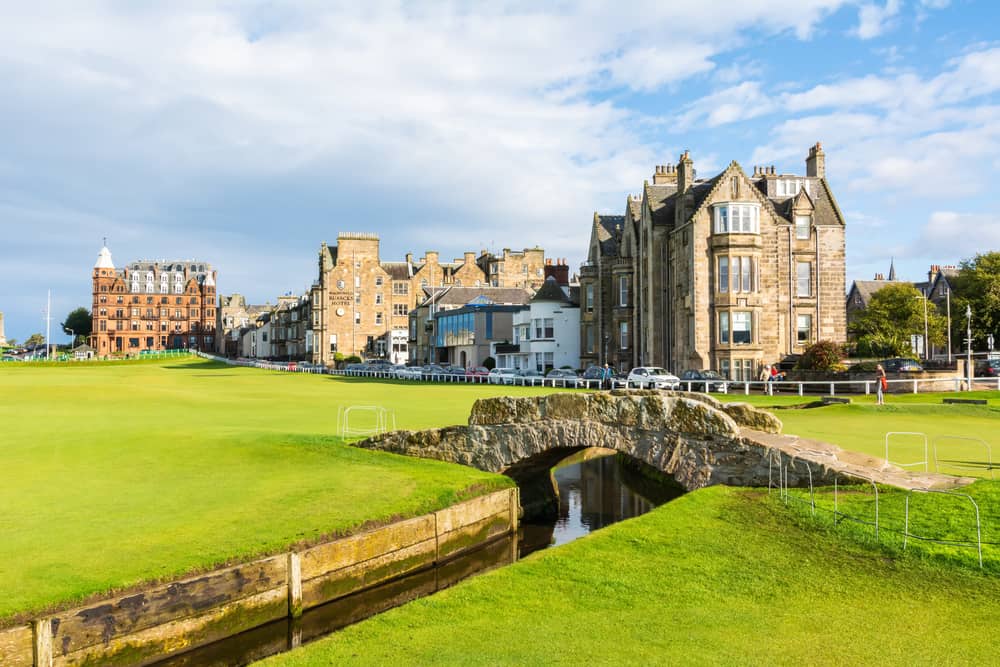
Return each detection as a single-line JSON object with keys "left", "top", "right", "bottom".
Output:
{"left": 580, "top": 143, "right": 846, "bottom": 380}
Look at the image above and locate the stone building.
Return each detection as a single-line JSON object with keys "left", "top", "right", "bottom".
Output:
{"left": 216, "top": 294, "right": 270, "bottom": 356}
{"left": 0, "top": 311, "right": 6, "bottom": 347}
{"left": 580, "top": 143, "right": 847, "bottom": 380}
{"left": 408, "top": 286, "right": 533, "bottom": 366}
{"left": 310, "top": 233, "right": 547, "bottom": 364}
{"left": 89, "top": 245, "right": 217, "bottom": 356}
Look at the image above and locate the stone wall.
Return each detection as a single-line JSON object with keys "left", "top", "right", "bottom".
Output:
{"left": 0, "top": 489, "right": 517, "bottom": 667}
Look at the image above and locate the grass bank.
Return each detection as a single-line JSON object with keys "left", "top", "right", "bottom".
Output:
{"left": 262, "top": 485, "right": 1000, "bottom": 666}
{"left": 0, "top": 358, "right": 557, "bottom": 623}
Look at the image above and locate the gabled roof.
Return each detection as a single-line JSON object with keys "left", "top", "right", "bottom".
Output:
{"left": 433, "top": 286, "right": 533, "bottom": 307}
{"left": 595, "top": 214, "right": 624, "bottom": 257}
{"left": 847, "top": 280, "right": 891, "bottom": 306}
{"left": 644, "top": 182, "right": 678, "bottom": 227}
{"left": 381, "top": 262, "right": 410, "bottom": 280}
{"left": 532, "top": 276, "right": 571, "bottom": 303}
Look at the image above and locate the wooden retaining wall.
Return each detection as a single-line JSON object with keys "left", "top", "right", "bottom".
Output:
{"left": 0, "top": 488, "right": 519, "bottom": 667}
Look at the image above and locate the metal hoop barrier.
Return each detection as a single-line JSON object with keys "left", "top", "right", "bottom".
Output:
{"left": 904, "top": 489, "right": 983, "bottom": 569}
{"left": 931, "top": 435, "right": 995, "bottom": 480}
{"left": 883, "top": 432, "right": 929, "bottom": 472}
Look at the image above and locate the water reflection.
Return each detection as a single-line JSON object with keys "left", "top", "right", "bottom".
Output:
{"left": 520, "top": 452, "right": 684, "bottom": 557}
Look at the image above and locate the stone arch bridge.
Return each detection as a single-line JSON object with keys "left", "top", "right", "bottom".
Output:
{"left": 356, "top": 391, "right": 968, "bottom": 516}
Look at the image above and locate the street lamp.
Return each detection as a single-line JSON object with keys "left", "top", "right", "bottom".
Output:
{"left": 67, "top": 328, "right": 75, "bottom": 350}
{"left": 966, "top": 304, "right": 973, "bottom": 391}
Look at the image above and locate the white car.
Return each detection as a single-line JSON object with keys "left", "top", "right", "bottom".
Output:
{"left": 487, "top": 368, "right": 518, "bottom": 385}
{"left": 394, "top": 365, "right": 422, "bottom": 380}
{"left": 627, "top": 367, "right": 681, "bottom": 390}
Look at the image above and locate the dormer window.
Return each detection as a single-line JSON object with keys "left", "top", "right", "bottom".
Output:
{"left": 777, "top": 179, "right": 810, "bottom": 197}
{"left": 714, "top": 204, "right": 760, "bottom": 234}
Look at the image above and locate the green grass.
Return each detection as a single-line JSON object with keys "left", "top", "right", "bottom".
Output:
{"left": 261, "top": 485, "right": 1000, "bottom": 666}
{"left": 717, "top": 392, "right": 1000, "bottom": 475}
{"left": 0, "top": 358, "right": 559, "bottom": 623}
{"left": 780, "top": 480, "right": 1000, "bottom": 572}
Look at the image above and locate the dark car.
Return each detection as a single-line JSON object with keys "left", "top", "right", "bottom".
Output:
{"left": 546, "top": 368, "right": 579, "bottom": 386}
{"left": 679, "top": 369, "right": 728, "bottom": 393}
{"left": 581, "top": 366, "right": 604, "bottom": 380}
{"left": 976, "top": 358, "right": 1000, "bottom": 377}
{"left": 880, "top": 358, "right": 923, "bottom": 372}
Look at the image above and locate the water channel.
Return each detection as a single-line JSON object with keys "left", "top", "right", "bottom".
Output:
{"left": 153, "top": 451, "right": 683, "bottom": 666}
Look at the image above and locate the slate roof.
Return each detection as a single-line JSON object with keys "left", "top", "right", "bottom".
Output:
{"left": 645, "top": 183, "right": 677, "bottom": 226}
{"left": 595, "top": 215, "right": 624, "bottom": 257}
{"left": 847, "top": 280, "right": 892, "bottom": 306}
{"left": 429, "top": 286, "right": 534, "bottom": 307}
{"left": 532, "top": 276, "right": 571, "bottom": 303}
{"left": 381, "top": 262, "right": 411, "bottom": 280}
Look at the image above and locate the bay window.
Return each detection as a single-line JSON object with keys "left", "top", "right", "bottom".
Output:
{"left": 714, "top": 204, "right": 760, "bottom": 234}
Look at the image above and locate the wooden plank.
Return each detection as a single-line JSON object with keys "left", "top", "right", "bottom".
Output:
{"left": 300, "top": 514, "right": 434, "bottom": 581}
{"left": 49, "top": 555, "right": 287, "bottom": 657}
{"left": 300, "top": 537, "right": 436, "bottom": 609}
{"left": 55, "top": 587, "right": 288, "bottom": 667}
{"left": 437, "top": 511, "right": 512, "bottom": 561}
{"left": 0, "top": 624, "right": 34, "bottom": 667}
{"left": 434, "top": 490, "right": 511, "bottom": 535}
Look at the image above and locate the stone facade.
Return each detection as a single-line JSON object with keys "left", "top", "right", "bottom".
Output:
{"left": 311, "top": 233, "right": 548, "bottom": 364}
{"left": 0, "top": 311, "right": 6, "bottom": 347}
{"left": 216, "top": 294, "right": 269, "bottom": 356}
{"left": 89, "top": 246, "right": 217, "bottom": 356}
{"left": 580, "top": 143, "right": 847, "bottom": 380}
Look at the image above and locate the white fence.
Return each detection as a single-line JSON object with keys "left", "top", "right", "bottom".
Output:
{"left": 193, "top": 352, "right": 1000, "bottom": 395}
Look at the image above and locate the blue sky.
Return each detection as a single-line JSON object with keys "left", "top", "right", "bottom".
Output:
{"left": 2, "top": 0, "right": 999, "bottom": 342}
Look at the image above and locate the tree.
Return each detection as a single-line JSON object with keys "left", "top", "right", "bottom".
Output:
{"left": 25, "top": 333, "right": 45, "bottom": 348}
{"left": 949, "top": 251, "right": 1000, "bottom": 352}
{"left": 61, "top": 307, "right": 92, "bottom": 345}
{"left": 849, "top": 283, "right": 947, "bottom": 358}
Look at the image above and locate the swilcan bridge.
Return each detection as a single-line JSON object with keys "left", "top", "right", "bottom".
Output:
{"left": 357, "top": 390, "right": 970, "bottom": 515}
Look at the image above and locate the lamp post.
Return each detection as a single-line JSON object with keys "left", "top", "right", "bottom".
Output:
{"left": 966, "top": 304, "right": 973, "bottom": 391}
{"left": 946, "top": 288, "right": 952, "bottom": 363}
{"left": 67, "top": 328, "right": 75, "bottom": 349}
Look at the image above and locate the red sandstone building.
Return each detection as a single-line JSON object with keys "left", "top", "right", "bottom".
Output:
{"left": 90, "top": 245, "right": 217, "bottom": 356}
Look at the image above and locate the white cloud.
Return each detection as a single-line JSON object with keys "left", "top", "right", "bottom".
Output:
{"left": 854, "top": 0, "right": 902, "bottom": 39}
{"left": 911, "top": 211, "right": 1000, "bottom": 259}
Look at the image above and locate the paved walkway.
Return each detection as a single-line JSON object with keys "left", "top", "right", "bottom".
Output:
{"left": 745, "top": 429, "right": 977, "bottom": 490}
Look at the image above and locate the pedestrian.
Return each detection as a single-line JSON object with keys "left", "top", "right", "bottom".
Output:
{"left": 876, "top": 363, "right": 887, "bottom": 405}
{"left": 602, "top": 363, "right": 612, "bottom": 390}
{"left": 758, "top": 364, "right": 770, "bottom": 393}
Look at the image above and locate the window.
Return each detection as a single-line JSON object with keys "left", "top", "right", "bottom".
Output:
{"left": 619, "top": 276, "right": 629, "bottom": 307}
{"left": 718, "top": 257, "right": 729, "bottom": 293}
{"left": 619, "top": 321, "right": 630, "bottom": 349}
{"left": 795, "top": 215, "right": 811, "bottom": 240}
{"left": 375, "top": 276, "right": 383, "bottom": 287}
{"left": 375, "top": 293, "right": 383, "bottom": 305}
{"left": 720, "top": 359, "right": 731, "bottom": 379}
{"left": 543, "top": 318, "right": 554, "bottom": 338}
{"left": 714, "top": 204, "right": 760, "bottom": 234}
{"left": 777, "top": 179, "right": 810, "bottom": 197}
{"left": 797, "top": 262, "right": 811, "bottom": 297}
{"left": 585, "top": 284, "right": 594, "bottom": 312}
{"left": 375, "top": 312, "right": 383, "bottom": 326}
{"left": 719, "top": 312, "right": 730, "bottom": 344}
{"left": 355, "top": 293, "right": 361, "bottom": 305}
{"left": 586, "top": 325, "right": 595, "bottom": 354}
{"left": 354, "top": 311, "right": 361, "bottom": 325}
{"left": 393, "top": 303, "right": 409, "bottom": 316}
{"left": 393, "top": 282, "right": 408, "bottom": 295}
{"left": 797, "top": 314, "right": 812, "bottom": 345}
{"left": 732, "top": 311, "right": 752, "bottom": 344}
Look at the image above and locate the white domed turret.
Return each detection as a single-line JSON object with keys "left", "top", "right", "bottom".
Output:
{"left": 95, "top": 245, "right": 115, "bottom": 270}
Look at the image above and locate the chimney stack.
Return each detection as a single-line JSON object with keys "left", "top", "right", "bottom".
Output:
{"left": 464, "top": 252, "right": 475, "bottom": 265}
{"left": 806, "top": 142, "right": 825, "bottom": 178}
{"left": 405, "top": 252, "right": 413, "bottom": 265}
{"left": 677, "top": 151, "right": 694, "bottom": 194}
{"left": 653, "top": 163, "right": 677, "bottom": 185}
{"left": 544, "top": 259, "right": 570, "bottom": 286}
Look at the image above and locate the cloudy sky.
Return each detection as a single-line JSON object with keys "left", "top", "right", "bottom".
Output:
{"left": 2, "top": 0, "right": 998, "bottom": 341}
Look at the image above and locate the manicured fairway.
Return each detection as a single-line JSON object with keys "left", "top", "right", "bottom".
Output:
{"left": 261, "top": 485, "right": 1000, "bottom": 666}
{"left": 0, "top": 358, "right": 557, "bottom": 623}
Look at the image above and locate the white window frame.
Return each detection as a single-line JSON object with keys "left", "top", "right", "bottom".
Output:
{"left": 718, "top": 257, "right": 729, "bottom": 293}
{"left": 795, "top": 215, "right": 811, "bottom": 240}
{"left": 797, "top": 313, "right": 812, "bottom": 345}
{"left": 714, "top": 204, "right": 760, "bottom": 234}
{"left": 619, "top": 321, "right": 629, "bottom": 349}
{"left": 732, "top": 311, "right": 752, "bottom": 345}
{"left": 719, "top": 311, "right": 730, "bottom": 344}
{"left": 797, "top": 262, "right": 812, "bottom": 297}
{"left": 619, "top": 276, "right": 629, "bottom": 307}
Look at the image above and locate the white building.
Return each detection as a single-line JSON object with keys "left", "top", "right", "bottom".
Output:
{"left": 495, "top": 277, "right": 580, "bottom": 372}
{"left": 239, "top": 313, "right": 273, "bottom": 359}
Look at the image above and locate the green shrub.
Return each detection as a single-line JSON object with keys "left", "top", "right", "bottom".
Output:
{"left": 796, "top": 340, "right": 847, "bottom": 371}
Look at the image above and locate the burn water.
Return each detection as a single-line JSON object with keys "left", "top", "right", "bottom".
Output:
{"left": 153, "top": 452, "right": 683, "bottom": 666}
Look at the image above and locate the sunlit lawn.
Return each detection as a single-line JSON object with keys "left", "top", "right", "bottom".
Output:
{"left": 0, "top": 358, "right": 558, "bottom": 623}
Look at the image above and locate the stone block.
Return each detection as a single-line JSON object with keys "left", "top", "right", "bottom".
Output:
{"left": 721, "top": 403, "right": 783, "bottom": 433}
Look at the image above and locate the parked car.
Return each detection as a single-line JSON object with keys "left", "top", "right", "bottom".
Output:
{"left": 581, "top": 365, "right": 604, "bottom": 381}
{"left": 975, "top": 358, "right": 1000, "bottom": 377}
{"left": 880, "top": 358, "right": 923, "bottom": 372}
{"left": 443, "top": 365, "right": 467, "bottom": 376}
{"left": 679, "top": 369, "right": 728, "bottom": 393}
{"left": 627, "top": 367, "right": 681, "bottom": 390}
{"left": 487, "top": 367, "right": 518, "bottom": 385}
{"left": 419, "top": 364, "right": 446, "bottom": 378}
{"left": 546, "top": 368, "right": 579, "bottom": 387}
{"left": 465, "top": 366, "right": 490, "bottom": 379}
